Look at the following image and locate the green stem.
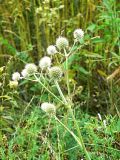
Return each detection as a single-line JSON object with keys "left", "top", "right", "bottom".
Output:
{"left": 69, "top": 108, "right": 91, "bottom": 160}
{"left": 54, "top": 80, "right": 91, "bottom": 160}
{"left": 33, "top": 74, "right": 64, "bottom": 104}
{"left": 54, "top": 80, "right": 67, "bottom": 104}
{"left": 67, "top": 41, "right": 76, "bottom": 56}
{"left": 109, "top": 80, "right": 114, "bottom": 113}
{"left": 55, "top": 116, "right": 82, "bottom": 148}
{"left": 64, "top": 49, "right": 71, "bottom": 98}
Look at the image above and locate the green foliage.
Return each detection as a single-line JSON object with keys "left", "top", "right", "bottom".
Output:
{"left": 1, "top": 105, "right": 120, "bottom": 159}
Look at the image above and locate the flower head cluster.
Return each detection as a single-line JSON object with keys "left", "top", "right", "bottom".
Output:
{"left": 73, "top": 29, "right": 84, "bottom": 41}
{"left": 41, "top": 102, "right": 56, "bottom": 114}
{"left": 39, "top": 56, "right": 51, "bottom": 70}
{"left": 11, "top": 28, "right": 85, "bottom": 113}
{"left": 56, "top": 37, "right": 69, "bottom": 50}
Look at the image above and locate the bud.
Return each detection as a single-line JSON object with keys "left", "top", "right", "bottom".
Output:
{"left": 49, "top": 66, "right": 62, "bottom": 81}
{"left": 25, "top": 63, "right": 37, "bottom": 75}
{"left": 12, "top": 72, "right": 20, "bottom": 81}
{"left": 103, "top": 120, "right": 107, "bottom": 128}
{"left": 47, "top": 45, "right": 57, "bottom": 55}
{"left": 39, "top": 56, "right": 51, "bottom": 70}
{"left": 41, "top": 102, "right": 56, "bottom": 114}
{"left": 73, "top": 29, "right": 84, "bottom": 40}
{"left": 9, "top": 81, "right": 18, "bottom": 88}
{"left": 98, "top": 113, "right": 102, "bottom": 121}
{"left": 56, "top": 37, "right": 69, "bottom": 50}
{"left": 21, "top": 69, "right": 29, "bottom": 78}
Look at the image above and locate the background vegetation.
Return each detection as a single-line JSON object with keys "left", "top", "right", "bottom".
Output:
{"left": 0, "top": 0, "right": 120, "bottom": 159}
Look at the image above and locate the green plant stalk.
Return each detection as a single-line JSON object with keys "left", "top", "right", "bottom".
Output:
{"left": 54, "top": 80, "right": 67, "bottom": 104}
{"left": 86, "top": 56, "right": 91, "bottom": 112}
{"left": 64, "top": 49, "right": 70, "bottom": 98}
{"left": 65, "top": 44, "right": 90, "bottom": 159}
{"left": 109, "top": 80, "right": 114, "bottom": 113}
{"left": 55, "top": 119, "right": 62, "bottom": 160}
{"left": 55, "top": 116, "right": 82, "bottom": 148}
{"left": 69, "top": 108, "right": 91, "bottom": 160}
{"left": 33, "top": 74, "right": 64, "bottom": 104}
{"left": 55, "top": 81, "right": 91, "bottom": 160}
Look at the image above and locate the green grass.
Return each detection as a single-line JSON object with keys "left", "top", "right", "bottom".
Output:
{"left": 0, "top": 103, "right": 120, "bottom": 160}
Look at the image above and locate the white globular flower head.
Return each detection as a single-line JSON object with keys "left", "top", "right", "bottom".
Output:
{"left": 49, "top": 66, "right": 62, "bottom": 81}
{"left": 21, "top": 69, "right": 29, "bottom": 78}
{"left": 56, "top": 37, "right": 69, "bottom": 50}
{"left": 25, "top": 63, "right": 37, "bottom": 75}
{"left": 39, "top": 56, "right": 51, "bottom": 70}
{"left": 47, "top": 45, "right": 57, "bottom": 55}
{"left": 12, "top": 72, "right": 20, "bottom": 81}
{"left": 41, "top": 102, "right": 56, "bottom": 114}
{"left": 73, "top": 29, "right": 84, "bottom": 41}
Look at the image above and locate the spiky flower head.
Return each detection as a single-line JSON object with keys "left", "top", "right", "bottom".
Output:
{"left": 12, "top": 72, "right": 20, "bottom": 81}
{"left": 21, "top": 69, "right": 29, "bottom": 78}
{"left": 41, "top": 102, "right": 56, "bottom": 114}
{"left": 47, "top": 45, "right": 57, "bottom": 55}
{"left": 39, "top": 56, "right": 51, "bottom": 70}
{"left": 73, "top": 29, "right": 84, "bottom": 40}
{"left": 25, "top": 63, "right": 37, "bottom": 75}
{"left": 9, "top": 80, "right": 18, "bottom": 88}
{"left": 49, "top": 66, "right": 62, "bottom": 81}
{"left": 56, "top": 37, "right": 69, "bottom": 50}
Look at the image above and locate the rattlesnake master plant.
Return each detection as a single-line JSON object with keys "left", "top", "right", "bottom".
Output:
{"left": 41, "top": 102, "right": 56, "bottom": 114}
{"left": 47, "top": 45, "right": 57, "bottom": 55}
{"left": 73, "top": 29, "right": 84, "bottom": 41}
{"left": 11, "top": 28, "right": 85, "bottom": 110}
{"left": 39, "top": 56, "right": 51, "bottom": 70}
{"left": 21, "top": 69, "right": 29, "bottom": 78}
{"left": 12, "top": 72, "right": 20, "bottom": 81}
{"left": 49, "top": 66, "right": 63, "bottom": 81}
{"left": 56, "top": 37, "right": 69, "bottom": 50}
{"left": 11, "top": 29, "right": 92, "bottom": 160}
{"left": 25, "top": 63, "right": 37, "bottom": 74}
